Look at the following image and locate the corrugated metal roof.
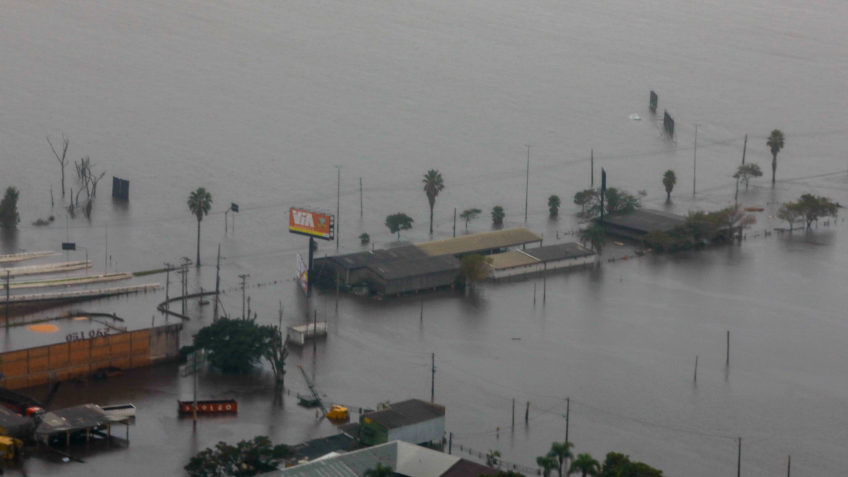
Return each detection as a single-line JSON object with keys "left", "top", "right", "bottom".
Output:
{"left": 489, "top": 250, "right": 538, "bottom": 270}
{"left": 415, "top": 228, "right": 541, "bottom": 257}
{"left": 365, "top": 399, "right": 445, "bottom": 430}
{"left": 369, "top": 255, "right": 460, "bottom": 280}
{"left": 35, "top": 404, "right": 119, "bottom": 437}
{"left": 600, "top": 209, "right": 686, "bottom": 233}
{"left": 318, "top": 246, "right": 426, "bottom": 271}
{"left": 524, "top": 242, "right": 595, "bottom": 262}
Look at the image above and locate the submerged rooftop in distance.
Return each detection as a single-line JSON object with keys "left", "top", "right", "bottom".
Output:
{"left": 414, "top": 228, "right": 542, "bottom": 257}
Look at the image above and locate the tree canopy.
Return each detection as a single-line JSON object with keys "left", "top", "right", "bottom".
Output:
{"left": 185, "top": 436, "right": 292, "bottom": 477}
{"left": 599, "top": 452, "right": 663, "bottom": 477}
{"left": 579, "top": 224, "right": 606, "bottom": 255}
{"left": 732, "top": 163, "right": 762, "bottom": 190}
{"left": 548, "top": 195, "right": 561, "bottom": 217}
{"left": 780, "top": 194, "right": 838, "bottom": 230}
{"left": 574, "top": 187, "right": 640, "bottom": 219}
{"left": 364, "top": 463, "right": 394, "bottom": 477}
{"left": 190, "top": 318, "right": 283, "bottom": 374}
{"left": 491, "top": 206, "right": 505, "bottom": 227}
{"left": 662, "top": 170, "right": 676, "bottom": 202}
{"left": 460, "top": 208, "right": 482, "bottom": 230}
{"left": 459, "top": 254, "right": 492, "bottom": 289}
{"left": 385, "top": 212, "right": 414, "bottom": 239}
{"left": 642, "top": 206, "right": 755, "bottom": 252}
{"left": 0, "top": 187, "right": 20, "bottom": 229}
{"left": 569, "top": 453, "right": 601, "bottom": 477}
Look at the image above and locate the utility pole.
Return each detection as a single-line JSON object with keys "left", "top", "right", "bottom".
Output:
{"left": 359, "top": 177, "right": 363, "bottom": 217}
{"left": 164, "top": 263, "right": 173, "bottom": 313}
{"left": 238, "top": 274, "right": 249, "bottom": 319}
{"left": 741, "top": 134, "right": 748, "bottom": 165}
{"left": 5, "top": 270, "right": 10, "bottom": 329}
{"left": 564, "top": 397, "right": 570, "bottom": 444}
{"left": 590, "top": 149, "right": 594, "bottom": 188}
{"left": 431, "top": 352, "right": 435, "bottom": 403}
{"left": 335, "top": 165, "right": 341, "bottom": 252}
{"left": 104, "top": 225, "right": 108, "bottom": 274}
{"left": 177, "top": 267, "right": 187, "bottom": 316}
{"left": 224, "top": 209, "right": 228, "bottom": 235}
{"left": 693, "top": 124, "right": 699, "bottom": 197}
{"left": 737, "top": 437, "right": 742, "bottom": 477}
{"left": 524, "top": 145, "right": 531, "bottom": 223}
{"left": 452, "top": 208, "right": 457, "bottom": 238}
{"left": 180, "top": 257, "right": 191, "bottom": 315}
{"left": 214, "top": 245, "right": 221, "bottom": 322}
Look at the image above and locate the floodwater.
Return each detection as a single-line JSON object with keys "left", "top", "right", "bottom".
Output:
{"left": 2, "top": 0, "right": 848, "bottom": 475}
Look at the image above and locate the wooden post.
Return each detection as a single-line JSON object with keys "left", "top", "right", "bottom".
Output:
{"left": 694, "top": 355, "right": 699, "bottom": 383}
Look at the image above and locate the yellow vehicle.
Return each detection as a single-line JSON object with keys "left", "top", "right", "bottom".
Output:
{"left": 0, "top": 436, "right": 22, "bottom": 461}
{"left": 326, "top": 405, "right": 348, "bottom": 421}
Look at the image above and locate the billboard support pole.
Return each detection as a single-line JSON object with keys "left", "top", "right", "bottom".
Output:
{"left": 307, "top": 237, "right": 315, "bottom": 298}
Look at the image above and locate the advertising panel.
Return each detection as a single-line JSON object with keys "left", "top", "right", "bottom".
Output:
{"left": 289, "top": 208, "right": 334, "bottom": 240}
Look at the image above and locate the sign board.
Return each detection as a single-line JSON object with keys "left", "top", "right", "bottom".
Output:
{"left": 62, "top": 242, "right": 76, "bottom": 251}
{"left": 230, "top": 202, "right": 239, "bottom": 213}
{"left": 289, "top": 208, "right": 334, "bottom": 240}
{"left": 112, "top": 177, "right": 130, "bottom": 201}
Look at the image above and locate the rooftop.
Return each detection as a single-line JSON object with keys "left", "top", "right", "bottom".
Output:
{"left": 599, "top": 209, "right": 686, "bottom": 234}
{"left": 320, "top": 246, "right": 427, "bottom": 271}
{"left": 489, "top": 250, "right": 537, "bottom": 270}
{"left": 363, "top": 399, "right": 445, "bottom": 430}
{"left": 369, "top": 255, "right": 460, "bottom": 280}
{"left": 35, "top": 404, "right": 124, "bottom": 438}
{"left": 524, "top": 242, "right": 595, "bottom": 262}
{"left": 415, "top": 228, "right": 541, "bottom": 257}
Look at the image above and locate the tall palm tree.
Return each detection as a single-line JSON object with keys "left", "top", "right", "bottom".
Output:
{"left": 662, "top": 170, "right": 676, "bottom": 203}
{"left": 568, "top": 453, "right": 600, "bottom": 477}
{"left": 422, "top": 169, "right": 444, "bottom": 235}
{"left": 767, "top": 129, "right": 785, "bottom": 186}
{"left": 187, "top": 187, "right": 213, "bottom": 266}
{"left": 548, "top": 441, "right": 574, "bottom": 477}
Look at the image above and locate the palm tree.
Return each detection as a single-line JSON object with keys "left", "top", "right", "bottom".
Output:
{"left": 423, "top": 169, "right": 445, "bottom": 235}
{"left": 767, "top": 129, "right": 785, "bottom": 186}
{"left": 548, "top": 441, "right": 574, "bottom": 477}
{"left": 491, "top": 206, "right": 505, "bottom": 227}
{"left": 662, "top": 170, "right": 676, "bottom": 202}
{"left": 187, "top": 187, "right": 213, "bottom": 267}
{"left": 568, "top": 453, "right": 600, "bottom": 477}
{"left": 537, "top": 456, "right": 558, "bottom": 477}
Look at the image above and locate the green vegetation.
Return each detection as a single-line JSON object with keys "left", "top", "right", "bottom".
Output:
{"left": 574, "top": 187, "right": 640, "bottom": 219}
{"left": 599, "top": 452, "right": 662, "bottom": 477}
{"left": 547, "top": 441, "right": 573, "bottom": 477}
{"left": 0, "top": 187, "right": 20, "bottom": 229}
{"left": 459, "top": 253, "right": 492, "bottom": 289}
{"left": 779, "top": 194, "right": 838, "bottom": 230}
{"left": 733, "top": 163, "right": 762, "bottom": 190}
{"left": 359, "top": 232, "right": 371, "bottom": 245}
{"left": 423, "top": 169, "right": 445, "bottom": 235}
{"left": 364, "top": 463, "right": 394, "bottom": 477}
{"left": 536, "top": 455, "right": 558, "bottom": 477}
{"left": 662, "top": 170, "right": 676, "bottom": 202}
{"left": 188, "top": 318, "right": 287, "bottom": 378}
{"left": 569, "top": 453, "right": 601, "bottom": 477}
{"left": 491, "top": 206, "right": 505, "bottom": 227}
{"left": 385, "top": 212, "right": 414, "bottom": 239}
{"left": 187, "top": 187, "right": 213, "bottom": 267}
{"left": 579, "top": 224, "right": 607, "bottom": 255}
{"left": 573, "top": 189, "right": 596, "bottom": 215}
{"left": 548, "top": 194, "right": 561, "bottom": 217}
{"left": 460, "top": 208, "right": 482, "bottom": 230}
{"left": 767, "top": 129, "right": 785, "bottom": 186}
{"left": 642, "top": 206, "right": 755, "bottom": 252}
{"left": 185, "top": 436, "right": 292, "bottom": 477}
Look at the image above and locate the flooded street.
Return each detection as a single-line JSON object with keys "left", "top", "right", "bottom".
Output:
{"left": 2, "top": 0, "right": 848, "bottom": 475}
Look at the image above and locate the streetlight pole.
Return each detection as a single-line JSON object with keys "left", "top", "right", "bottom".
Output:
{"left": 693, "top": 124, "right": 699, "bottom": 197}
{"left": 335, "top": 165, "right": 341, "bottom": 252}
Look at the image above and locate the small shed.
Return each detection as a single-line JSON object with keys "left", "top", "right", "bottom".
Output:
{"left": 353, "top": 399, "right": 445, "bottom": 446}
{"left": 35, "top": 404, "right": 129, "bottom": 446}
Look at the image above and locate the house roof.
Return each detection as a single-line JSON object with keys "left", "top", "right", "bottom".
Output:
{"left": 524, "top": 242, "right": 595, "bottom": 262}
{"left": 415, "top": 228, "right": 541, "bottom": 257}
{"left": 319, "top": 246, "right": 427, "bottom": 271}
{"left": 368, "top": 255, "right": 460, "bottom": 281}
{"left": 269, "top": 440, "right": 491, "bottom": 477}
{"left": 599, "top": 209, "right": 686, "bottom": 234}
{"left": 364, "top": 399, "right": 445, "bottom": 430}
{"left": 35, "top": 404, "right": 122, "bottom": 437}
{"left": 294, "top": 433, "right": 357, "bottom": 461}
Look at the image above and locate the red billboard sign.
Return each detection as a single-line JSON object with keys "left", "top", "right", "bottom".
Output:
{"left": 289, "top": 208, "right": 334, "bottom": 240}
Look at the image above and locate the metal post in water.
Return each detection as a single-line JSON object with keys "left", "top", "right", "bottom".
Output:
{"left": 694, "top": 355, "right": 699, "bottom": 383}
{"left": 524, "top": 145, "right": 531, "bottom": 223}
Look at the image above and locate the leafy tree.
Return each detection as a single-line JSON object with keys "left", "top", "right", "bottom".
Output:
{"left": 385, "top": 212, "right": 414, "bottom": 239}
{"left": 767, "top": 129, "right": 785, "bottom": 186}
{"left": 548, "top": 195, "right": 561, "bottom": 217}
{"left": 599, "top": 452, "right": 662, "bottom": 477}
{"left": 548, "top": 441, "right": 574, "bottom": 477}
{"left": 786, "top": 193, "right": 839, "bottom": 229}
{"left": 423, "top": 169, "right": 445, "bottom": 235}
{"left": 579, "top": 224, "right": 606, "bottom": 255}
{"left": 777, "top": 202, "right": 802, "bottom": 232}
{"left": 573, "top": 189, "right": 597, "bottom": 216}
{"left": 460, "top": 208, "right": 482, "bottom": 230}
{"left": 185, "top": 436, "right": 292, "bottom": 477}
{"left": 187, "top": 187, "right": 213, "bottom": 267}
{"left": 491, "top": 206, "right": 505, "bottom": 227}
{"left": 733, "top": 163, "right": 763, "bottom": 190}
{"left": 459, "top": 254, "right": 492, "bottom": 289}
{"left": 537, "top": 455, "right": 558, "bottom": 477}
{"left": 641, "top": 230, "right": 675, "bottom": 252}
{"left": 604, "top": 188, "right": 640, "bottom": 216}
{"left": 364, "top": 463, "right": 394, "bottom": 477}
{"left": 568, "top": 453, "right": 600, "bottom": 477}
{"left": 191, "top": 318, "right": 282, "bottom": 374}
{"left": 486, "top": 449, "right": 502, "bottom": 468}
{"left": 359, "top": 232, "right": 371, "bottom": 245}
{"left": 0, "top": 187, "right": 20, "bottom": 229}
{"left": 662, "top": 170, "right": 676, "bottom": 203}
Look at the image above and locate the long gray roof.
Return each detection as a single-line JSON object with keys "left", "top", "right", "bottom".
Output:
{"left": 524, "top": 242, "right": 594, "bottom": 262}
{"left": 364, "top": 399, "right": 445, "bottom": 430}
{"left": 368, "top": 255, "right": 460, "bottom": 280}
{"left": 600, "top": 208, "right": 686, "bottom": 233}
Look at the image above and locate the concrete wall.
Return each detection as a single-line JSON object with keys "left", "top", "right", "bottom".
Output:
{"left": 0, "top": 324, "right": 181, "bottom": 390}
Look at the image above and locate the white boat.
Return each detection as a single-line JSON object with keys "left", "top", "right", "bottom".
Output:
{"left": 101, "top": 403, "right": 136, "bottom": 419}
